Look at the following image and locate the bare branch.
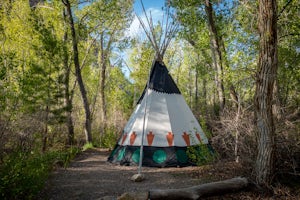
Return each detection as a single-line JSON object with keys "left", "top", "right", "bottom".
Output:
{"left": 136, "top": 0, "right": 178, "bottom": 61}
{"left": 277, "top": 0, "right": 293, "bottom": 19}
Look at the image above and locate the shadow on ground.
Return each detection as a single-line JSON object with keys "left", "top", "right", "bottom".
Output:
{"left": 40, "top": 149, "right": 202, "bottom": 200}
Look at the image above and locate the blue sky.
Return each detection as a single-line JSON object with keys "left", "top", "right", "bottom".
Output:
{"left": 128, "top": 0, "right": 166, "bottom": 38}
{"left": 134, "top": 0, "right": 165, "bottom": 14}
{"left": 123, "top": 0, "right": 171, "bottom": 77}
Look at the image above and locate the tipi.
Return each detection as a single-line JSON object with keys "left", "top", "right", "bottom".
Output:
{"left": 108, "top": 6, "right": 212, "bottom": 167}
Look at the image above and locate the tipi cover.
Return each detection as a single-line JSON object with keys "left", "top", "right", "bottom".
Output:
{"left": 108, "top": 60, "right": 212, "bottom": 167}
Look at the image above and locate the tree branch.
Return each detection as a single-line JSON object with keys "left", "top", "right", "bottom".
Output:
{"left": 277, "top": 0, "right": 293, "bottom": 19}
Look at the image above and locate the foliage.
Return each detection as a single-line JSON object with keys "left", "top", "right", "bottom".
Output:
{"left": 105, "top": 66, "right": 134, "bottom": 124}
{"left": 100, "top": 127, "right": 120, "bottom": 149}
{"left": 187, "top": 143, "right": 216, "bottom": 166}
{"left": 0, "top": 147, "right": 80, "bottom": 200}
{"left": 82, "top": 142, "right": 94, "bottom": 151}
{"left": 129, "top": 39, "right": 155, "bottom": 97}
{"left": 185, "top": 127, "right": 216, "bottom": 166}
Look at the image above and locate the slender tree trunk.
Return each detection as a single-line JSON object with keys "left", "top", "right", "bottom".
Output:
{"left": 42, "top": 105, "right": 49, "bottom": 152}
{"left": 230, "top": 85, "right": 239, "bottom": 109}
{"left": 62, "top": 8, "right": 74, "bottom": 145}
{"left": 100, "top": 36, "right": 107, "bottom": 126}
{"left": 65, "top": 65, "right": 75, "bottom": 145}
{"left": 98, "top": 31, "right": 115, "bottom": 133}
{"left": 195, "top": 66, "right": 199, "bottom": 112}
{"left": 63, "top": 0, "right": 92, "bottom": 143}
{"left": 202, "top": 72, "right": 208, "bottom": 117}
{"left": 98, "top": 35, "right": 108, "bottom": 137}
{"left": 204, "top": 0, "right": 225, "bottom": 112}
{"left": 219, "top": 27, "right": 239, "bottom": 111}
{"left": 43, "top": 57, "right": 52, "bottom": 152}
{"left": 188, "top": 66, "right": 192, "bottom": 107}
{"left": 255, "top": 0, "right": 277, "bottom": 187}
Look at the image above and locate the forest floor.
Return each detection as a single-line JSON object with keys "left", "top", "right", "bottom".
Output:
{"left": 40, "top": 148, "right": 300, "bottom": 200}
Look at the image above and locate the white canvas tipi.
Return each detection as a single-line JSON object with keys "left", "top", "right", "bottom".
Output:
{"left": 108, "top": 59, "right": 211, "bottom": 167}
{"left": 108, "top": 5, "right": 212, "bottom": 167}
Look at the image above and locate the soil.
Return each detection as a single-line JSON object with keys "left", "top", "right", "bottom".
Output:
{"left": 41, "top": 148, "right": 208, "bottom": 200}
{"left": 40, "top": 148, "right": 300, "bottom": 200}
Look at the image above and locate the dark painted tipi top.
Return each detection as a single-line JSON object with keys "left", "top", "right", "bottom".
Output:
{"left": 137, "top": 60, "right": 181, "bottom": 104}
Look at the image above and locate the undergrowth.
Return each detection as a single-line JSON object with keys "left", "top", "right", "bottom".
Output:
{"left": 82, "top": 142, "right": 94, "bottom": 151}
{"left": 0, "top": 147, "right": 80, "bottom": 200}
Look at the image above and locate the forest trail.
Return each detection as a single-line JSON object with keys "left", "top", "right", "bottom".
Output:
{"left": 41, "top": 148, "right": 203, "bottom": 200}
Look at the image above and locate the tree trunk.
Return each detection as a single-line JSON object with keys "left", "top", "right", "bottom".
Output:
{"left": 98, "top": 31, "right": 115, "bottom": 133}
{"left": 195, "top": 65, "right": 199, "bottom": 112}
{"left": 99, "top": 35, "right": 107, "bottom": 127}
{"left": 204, "top": 0, "right": 225, "bottom": 113}
{"left": 202, "top": 71, "right": 208, "bottom": 117}
{"left": 188, "top": 65, "right": 193, "bottom": 107}
{"left": 230, "top": 85, "right": 239, "bottom": 109}
{"left": 118, "top": 177, "right": 248, "bottom": 200}
{"left": 43, "top": 56, "right": 52, "bottom": 152}
{"left": 62, "top": 8, "right": 74, "bottom": 145}
{"left": 64, "top": 0, "right": 92, "bottom": 143}
{"left": 255, "top": 0, "right": 277, "bottom": 187}
{"left": 42, "top": 105, "right": 49, "bottom": 152}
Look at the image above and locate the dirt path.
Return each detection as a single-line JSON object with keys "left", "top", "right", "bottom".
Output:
{"left": 42, "top": 148, "right": 203, "bottom": 200}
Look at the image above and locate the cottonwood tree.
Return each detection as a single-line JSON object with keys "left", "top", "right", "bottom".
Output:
{"left": 78, "top": 0, "right": 133, "bottom": 134}
{"left": 0, "top": 0, "right": 70, "bottom": 151}
{"left": 275, "top": 0, "right": 300, "bottom": 118}
{"left": 62, "top": 7, "right": 75, "bottom": 145}
{"left": 254, "top": 0, "right": 277, "bottom": 186}
{"left": 204, "top": 0, "right": 225, "bottom": 113}
{"left": 171, "top": 0, "right": 226, "bottom": 115}
{"left": 63, "top": 0, "right": 92, "bottom": 143}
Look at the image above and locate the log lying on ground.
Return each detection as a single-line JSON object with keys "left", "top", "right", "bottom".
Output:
{"left": 149, "top": 177, "right": 248, "bottom": 200}
{"left": 118, "top": 177, "right": 248, "bottom": 200}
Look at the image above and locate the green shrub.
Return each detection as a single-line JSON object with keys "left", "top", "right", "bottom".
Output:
{"left": 100, "top": 127, "right": 119, "bottom": 148}
{"left": 186, "top": 132, "right": 216, "bottom": 166}
{"left": 82, "top": 142, "right": 94, "bottom": 151}
{"left": 187, "top": 144, "right": 216, "bottom": 166}
{"left": 199, "top": 118, "right": 213, "bottom": 138}
{"left": 0, "top": 147, "right": 80, "bottom": 200}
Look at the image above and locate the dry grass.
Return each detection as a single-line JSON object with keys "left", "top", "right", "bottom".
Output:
{"left": 204, "top": 107, "right": 300, "bottom": 199}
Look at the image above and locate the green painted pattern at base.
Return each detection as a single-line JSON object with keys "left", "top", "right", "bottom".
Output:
{"left": 110, "top": 148, "right": 117, "bottom": 157}
{"left": 153, "top": 150, "right": 167, "bottom": 164}
{"left": 176, "top": 149, "right": 188, "bottom": 163}
{"left": 117, "top": 148, "right": 126, "bottom": 161}
{"left": 132, "top": 149, "right": 140, "bottom": 163}
{"left": 108, "top": 144, "right": 214, "bottom": 167}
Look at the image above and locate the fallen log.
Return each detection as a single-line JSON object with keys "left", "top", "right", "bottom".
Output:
{"left": 117, "top": 177, "right": 248, "bottom": 200}
{"left": 149, "top": 177, "right": 248, "bottom": 200}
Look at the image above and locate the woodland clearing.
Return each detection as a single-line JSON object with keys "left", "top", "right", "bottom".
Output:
{"left": 40, "top": 148, "right": 300, "bottom": 200}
